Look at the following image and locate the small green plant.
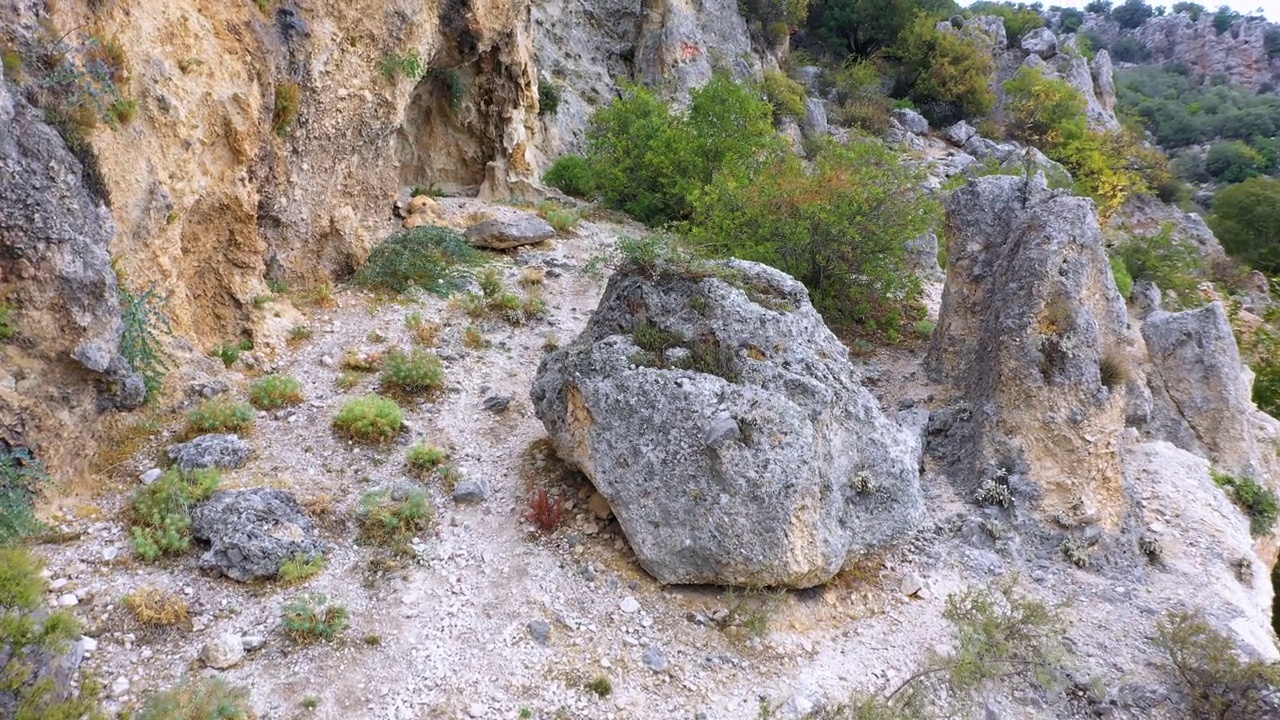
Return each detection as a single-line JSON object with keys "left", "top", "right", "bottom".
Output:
{"left": 538, "top": 79, "right": 561, "bottom": 116}
{"left": 1060, "top": 536, "right": 1091, "bottom": 569}
{"left": 210, "top": 339, "right": 251, "bottom": 368}
{"left": 278, "top": 553, "right": 325, "bottom": 584}
{"left": 138, "top": 676, "right": 252, "bottom": 719}
{"left": 761, "top": 69, "right": 807, "bottom": 123}
{"left": 378, "top": 50, "right": 425, "bottom": 82}
{"left": 272, "top": 81, "right": 301, "bottom": 136}
{"left": 358, "top": 488, "right": 433, "bottom": 554}
{"left": 302, "top": 695, "right": 320, "bottom": 710}
{"left": 249, "top": 374, "right": 304, "bottom": 410}
{"left": 406, "top": 442, "right": 448, "bottom": 477}
{"left": 723, "top": 587, "right": 786, "bottom": 639}
{"left": 118, "top": 285, "right": 174, "bottom": 401}
{"left": 379, "top": 348, "right": 445, "bottom": 397}
{"left": 542, "top": 333, "right": 560, "bottom": 351}
{"left": 1154, "top": 608, "right": 1280, "bottom": 720}
{"left": 405, "top": 312, "right": 441, "bottom": 346}
{"left": 129, "top": 468, "right": 222, "bottom": 561}
{"left": 333, "top": 395, "right": 404, "bottom": 444}
{"left": 0, "top": 301, "right": 15, "bottom": 340}
{"left": 543, "top": 155, "right": 595, "bottom": 198}
{"left": 584, "top": 675, "right": 613, "bottom": 697}
{"left": 354, "top": 226, "right": 484, "bottom": 294}
{"left": 427, "top": 67, "right": 467, "bottom": 110}
{"left": 543, "top": 207, "right": 580, "bottom": 233}
{"left": 462, "top": 325, "right": 487, "bottom": 349}
{"left": 974, "top": 471, "right": 1013, "bottom": 508}
{"left": 1, "top": 445, "right": 48, "bottom": 546}
{"left": 289, "top": 324, "right": 313, "bottom": 342}
{"left": 1213, "top": 472, "right": 1279, "bottom": 537}
{"left": 1110, "top": 255, "right": 1134, "bottom": 298}
{"left": 186, "top": 396, "right": 255, "bottom": 436}
{"left": 1114, "top": 225, "right": 1204, "bottom": 302}
{"left": 281, "top": 593, "right": 349, "bottom": 641}
{"left": 336, "top": 371, "right": 365, "bottom": 391}
{"left": 913, "top": 319, "right": 936, "bottom": 338}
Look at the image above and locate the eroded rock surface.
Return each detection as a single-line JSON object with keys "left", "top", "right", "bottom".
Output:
{"left": 532, "top": 259, "right": 923, "bottom": 588}
{"left": 167, "top": 433, "right": 252, "bottom": 472}
{"left": 190, "top": 488, "right": 323, "bottom": 582}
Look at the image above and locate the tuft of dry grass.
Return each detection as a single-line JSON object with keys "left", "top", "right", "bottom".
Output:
{"left": 1100, "top": 349, "right": 1131, "bottom": 390}
{"left": 124, "top": 585, "right": 190, "bottom": 628}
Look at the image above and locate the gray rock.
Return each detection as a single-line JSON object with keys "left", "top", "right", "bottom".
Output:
{"left": 943, "top": 121, "right": 977, "bottom": 147}
{"left": 891, "top": 108, "right": 929, "bottom": 136}
{"left": 801, "top": 97, "right": 828, "bottom": 138}
{"left": 0, "top": 609, "right": 85, "bottom": 716}
{"left": 927, "top": 175, "right": 1130, "bottom": 531}
{"left": 190, "top": 488, "right": 324, "bottom": 582}
{"left": 905, "top": 231, "right": 943, "bottom": 282}
{"left": 464, "top": 215, "right": 556, "bottom": 250}
{"left": 482, "top": 395, "right": 513, "bottom": 413}
{"left": 532, "top": 258, "right": 923, "bottom": 588}
{"left": 1131, "top": 280, "right": 1162, "bottom": 320}
{"left": 643, "top": 645, "right": 668, "bottom": 672}
{"left": 140, "top": 468, "right": 163, "bottom": 485}
{"left": 1142, "top": 303, "right": 1264, "bottom": 477}
{"left": 167, "top": 434, "right": 251, "bottom": 472}
{"left": 1020, "top": 27, "right": 1058, "bottom": 58}
{"left": 528, "top": 619, "right": 550, "bottom": 645}
{"left": 452, "top": 480, "right": 489, "bottom": 504}
{"left": 200, "top": 633, "right": 246, "bottom": 669}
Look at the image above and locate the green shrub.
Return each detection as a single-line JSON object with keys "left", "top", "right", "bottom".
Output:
{"left": 186, "top": 396, "right": 255, "bottom": 436}
{"left": 1111, "top": 0, "right": 1154, "bottom": 29}
{"left": 248, "top": 374, "right": 304, "bottom": 410}
{"left": 828, "top": 59, "right": 893, "bottom": 134}
{"left": 1171, "top": 2, "right": 1204, "bottom": 21}
{"left": 969, "top": 1, "right": 1046, "bottom": 40}
{"left": 118, "top": 285, "right": 173, "bottom": 402}
{"left": 762, "top": 69, "right": 808, "bottom": 123}
{"left": 1209, "top": 178, "right": 1280, "bottom": 274}
{"left": 278, "top": 553, "right": 325, "bottom": 584}
{"left": 379, "top": 348, "right": 445, "bottom": 397}
{"left": 584, "top": 74, "right": 778, "bottom": 225}
{"left": 1113, "top": 224, "right": 1205, "bottom": 300}
{"left": 333, "top": 395, "right": 404, "bottom": 444}
{"left": 357, "top": 488, "right": 433, "bottom": 554}
{"left": 1154, "top": 608, "right": 1280, "bottom": 720}
{"left": 272, "top": 81, "right": 300, "bottom": 136}
{"left": 1110, "top": 256, "right": 1134, "bottom": 298}
{"left": 378, "top": 50, "right": 425, "bottom": 82}
{"left": 543, "top": 155, "right": 595, "bottom": 198}
{"left": 538, "top": 79, "right": 561, "bottom": 116}
{"left": 138, "top": 677, "right": 253, "bottom": 720}
{"left": 281, "top": 593, "right": 349, "bottom": 641}
{"left": 1213, "top": 6, "right": 1239, "bottom": 33}
{"left": 209, "top": 339, "right": 251, "bottom": 368}
{"left": 1, "top": 446, "right": 48, "bottom": 546}
{"left": 941, "top": 578, "right": 1066, "bottom": 693}
{"left": 406, "top": 442, "right": 449, "bottom": 478}
{"left": 1110, "top": 35, "right": 1151, "bottom": 62}
{"left": 892, "top": 12, "right": 996, "bottom": 126}
{"left": 805, "top": 0, "right": 954, "bottom": 57}
{"left": 427, "top": 67, "right": 467, "bottom": 111}
{"left": 1205, "top": 141, "right": 1263, "bottom": 184}
{"left": 353, "top": 225, "right": 484, "bottom": 294}
{"left": 1059, "top": 7, "right": 1086, "bottom": 31}
{"left": 691, "top": 137, "right": 939, "bottom": 336}
{"left": 1213, "top": 471, "right": 1279, "bottom": 537}
{"left": 0, "top": 301, "right": 16, "bottom": 340}
{"left": 459, "top": 269, "right": 546, "bottom": 325}
{"left": 129, "top": 468, "right": 221, "bottom": 561}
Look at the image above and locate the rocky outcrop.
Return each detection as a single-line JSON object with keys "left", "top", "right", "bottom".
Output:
{"left": 1110, "top": 193, "right": 1226, "bottom": 260}
{"left": 0, "top": 67, "right": 144, "bottom": 481}
{"left": 1132, "top": 14, "right": 1279, "bottom": 91}
{"left": 532, "top": 259, "right": 923, "bottom": 588}
{"left": 927, "top": 174, "right": 1131, "bottom": 531}
{"left": 167, "top": 434, "right": 252, "bottom": 472}
{"left": 190, "top": 488, "right": 324, "bottom": 582}
{"left": 1020, "top": 36, "right": 1120, "bottom": 131}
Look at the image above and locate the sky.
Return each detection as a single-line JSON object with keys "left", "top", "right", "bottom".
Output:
{"left": 961, "top": 0, "right": 1278, "bottom": 22}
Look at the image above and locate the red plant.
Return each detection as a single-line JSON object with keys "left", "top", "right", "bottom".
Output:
{"left": 525, "top": 488, "right": 563, "bottom": 535}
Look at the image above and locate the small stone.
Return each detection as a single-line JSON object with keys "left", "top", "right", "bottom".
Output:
{"left": 588, "top": 492, "right": 613, "bottom": 520}
{"left": 466, "top": 704, "right": 487, "bottom": 718}
{"left": 481, "top": 395, "right": 513, "bottom": 413}
{"left": 643, "top": 645, "right": 668, "bottom": 672}
{"left": 201, "top": 633, "right": 247, "bottom": 669}
{"left": 57, "top": 593, "right": 79, "bottom": 607}
{"left": 80, "top": 637, "right": 98, "bottom": 653}
{"left": 110, "top": 677, "right": 130, "bottom": 698}
{"left": 619, "top": 596, "right": 640, "bottom": 614}
{"left": 528, "top": 619, "right": 551, "bottom": 645}
{"left": 240, "top": 635, "right": 266, "bottom": 651}
{"left": 319, "top": 355, "right": 335, "bottom": 367}
{"left": 582, "top": 522, "right": 599, "bottom": 535}
{"left": 140, "top": 468, "right": 163, "bottom": 485}
{"left": 901, "top": 572, "right": 924, "bottom": 597}
{"left": 452, "top": 480, "right": 489, "bottom": 504}
{"left": 50, "top": 578, "right": 69, "bottom": 591}
{"left": 102, "top": 547, "right": 119, "bottom": 562}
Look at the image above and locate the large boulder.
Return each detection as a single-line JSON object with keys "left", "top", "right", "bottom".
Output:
{"left": 927, "top": 175, "right": 1131, "bottom": 531}
{"left": 167, "top": 433, "right": 251, "bottom": 472}
{"left": 464, "top": 214, "right": 556, "bottom": 250}
{"left": 891, "top": 108, "right": 929, "bottom": 136}
{"left": 1020, "top": 27, "right": 1058, "bottom": 58}
{"left": 531, "top": 259, "right": 923, "bottom": 588}
{"left": 190, "top": 488, "right": 324, "bottom": 582}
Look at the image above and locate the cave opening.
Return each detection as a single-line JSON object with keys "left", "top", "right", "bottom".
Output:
{"left": 394, "top": 65, "right": 485, "bottom": 195}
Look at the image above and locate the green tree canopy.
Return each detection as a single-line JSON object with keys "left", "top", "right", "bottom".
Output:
{"left": 805, "top": 0, "right": 958, "bottom": 58}
{"left": 1210, "top": 177, "right": 1280, "bottom": 272}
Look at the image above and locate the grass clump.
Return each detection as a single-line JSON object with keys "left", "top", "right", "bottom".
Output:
{"left": 379, "top": 348, "right": 445, "bottom": 397}
{"left": 378, "top": 50, "right": 425, "bottom": 82}
{"left": 341, "top": 349, "right": 383, "bottom": 372}
{"left": 185, "top": 396, "right": 255, "bottom": 436}
{"left": 129, "top": 468, "right": 221, "bottom": 561}
{"left": 405, "top": 312, "right": 441, "bottom": 346}
{"left": 357, "top": 488, "right": 433, "bottom": 554}
{"left": 353, "top": 226, "right": 483, "bottom": 295}
{"left": 248, "top": 374, "right": 303, "bottom": 410}
{"left": 459, "top": 269, "right": 545, "bottom": 325}
{"left": 0, "top": 301, "right": 16, "bottom": 340}
{"left": 288, "top": 325, "right": 313, "bottom": 343}
{"left": 281, "top": 593, "right": 349, "bottom": 641}
{"left": 1212, "top": 472, "right": 1279, "bottom": 537}
{"left": 584, "top": 676, "right": 613, "bottom": 697}
{"left": 405, "top": 442, "right": 449, "bottom": 478}
{"left": 1154, "top": 608, "right": 1280, "bottom": 720}
{"left": 278, "top": 553, "right": 325, "bottom": 585}
{"left": 1099, "top": 350, "right": 1131, "bottom": 390}
{"left": 1, "top": 445, "right": 49, "bottom": 546}
{"left": 272, "top": 81, "right": 301, "bottom": 136}
{"left": 123, "top": 585, "right": 191, "bottom": 627}
{"left": 333, "top": 395, "right": 404, "bottom": 444}
{"left": 461, "top": 325, "right": 487, "bottom": 350}
{"left": 138, "top": 676, "right": 253, "bottom": 720}
{"left": 210, "top": 339, "right": 251, "bottom": 368}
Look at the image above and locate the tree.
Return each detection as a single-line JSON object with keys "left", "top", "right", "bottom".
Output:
{"left": 1171, "top": 2, "right": 1204, "bottom": 21}
{"left": 1210, "top": 177, "right": 1280, "bottom": 273}
{"left": 805, "top": 0, "right": 958, "bottom": 58}
{"left": 1057, "top": 7, "right": 1085, "bottom": 32}
{"left": 1205, "top": 141, "right": 1263, "bottom": 183}
{"left": 1112, "top": 0, "right": 1154, "bottom": 29}
{"left": 1085, "top": 0, "right": 1112, "bottom": 14}
{"left": 892, "top": 12, "right": 996, "bottom": 126}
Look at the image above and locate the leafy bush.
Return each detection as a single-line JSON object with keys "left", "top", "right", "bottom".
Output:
{"left": 805, "top": 0, "right": 957, "bottom": 57}
{"left": 210, "top": 339, "right": 250, "bottom": 368}
{"left": 1209, "top": 177, "right": 1280, "bottom": 273}
{"left": 1111, "top": 0, "right": 1154, "bottom": 29}
{"left": 1116, "top": 67, "right": 1280, "bottom": 152}
{"left": 892, "top": 12, "right": 996, "bottom": 126}
{"left": 1110, "top": 256, "right": 1134, "bottom": 298}
{"left": 762, "top": 69, "right": 808, "bottom": 122}
{"left": 1213, "top": 471, "right": 1279, "bottom": 537}
{"left": 1085, "top": 0, "right": 1113, "bottom": 13}
{"left": 1112, "top": 224, "right": 1205, "bottom": 299}
{"left": 1171, "top": 2, "right": 1204, "bottom": 21}
{"left": 1213, "top": 6, "right": 1239, "bottom": 34}
{"left": 1205, "top": 141, "right": 1264, "bottom": 183}
{"left": 138, "top": 677, "right": 253, "bottom": 720}
{"left": 333, "top": 395, "right": 404, "bottom": 444}
{"left": 281, "top": 593, "right": 349, "bottom": 640}
{"left": 118, "top": 285, "right": 173, "bottom": 402}
{"left": 185, "top": 396, "right": 255, "bottom": 436}
{"left": 1154, "top": 608, "right": 1280, "bottom": 719}
{"left": 248, "top": 374, "right": 303, "bottom": 410}
{"left": 354, "top": 225, "right": 484, "bottom": 294}
{"left": 129, "top": 468, "right": 221, "bottom": 561}
{"left": 358, "top": 488, "right": 433, "bottom": 553}
{"left": 691, "top": 137, "right": 938, "bottom": 336}
{"left": 543, "top": 155, "right": 595, "bottom": 198}
{"left": 538, "top": 79, "right": 561, "bottom": 116}
{"left": 828, "top": 58, "right": 894, "bottom": 134}
{"left": 1058, "top": 7, "right": 1086, "bottom": 31}
{"left": 1, "top": 445, "right": 48, "bottom": 546}
{"left": 379, "top": 348, "right": 445, "bottom": 397}
{"left": 584, "top": 74, "right": 778, "bottom": 225}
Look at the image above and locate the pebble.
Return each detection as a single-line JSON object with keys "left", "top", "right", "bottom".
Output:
{"left": 80, "top": 637, "right": 98, "bottom": 653}
{"left": 620, "top": 596, "right": 640, "bottom": 614}
{"left": 50, "top": 578, "right": 69, "bottom": 590}
{"left": 528, "top": 619, "right": 551, "bottom": 645}
{"left": 140, "top": 468, "right": 162, "bottom": 484}
{"left": 201, "top": 633, "right": 246, "bottom": 669}
{"left": 110, "top": 677, "right": 130, "bottom": 699}
{"left": 452, "top": 480, "right": 489, "bottom": 504}
{"left": 643, "top": 645, "right": 668, "bottom": 672}
{"left": 57, "top": 593, "right": 79, "bottom": 607}
{"left": 102, "top": 547, "right": 119, "bottom": 562}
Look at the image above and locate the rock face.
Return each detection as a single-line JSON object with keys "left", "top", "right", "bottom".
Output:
{"left": 1141, "top": 303, "right": 1265, "bottom": 478}
{"left": 1133, "top": 14, "right": 1280, "bottom": 92}
{"left": 531, "top": 259, "right": 923, "bottom": 588}
{"left": 0, "top": 67, "right": 143, "bottom": 482}
{"left": 190, "top": 488, "right": 324, "bottom": 582}
{"left": 891, "top": 108, "right": 930, "bottom": 135}
{"left": 167, "top": 434, "right": 252, "bottom": 472}
{"left": 927, "top": 175, "right": 1130, "bottom": 531}
{"left": 1020, "top": 27, "right": 1058, "bottom": 58}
